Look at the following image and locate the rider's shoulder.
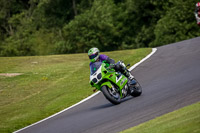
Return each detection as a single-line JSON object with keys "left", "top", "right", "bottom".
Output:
{"left": 99, "top": 54, "right": 108, "bottom": 60}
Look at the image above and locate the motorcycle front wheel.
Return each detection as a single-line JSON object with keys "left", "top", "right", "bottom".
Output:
{"left": 101, "top": 85, "right": 121, "bottom": 105}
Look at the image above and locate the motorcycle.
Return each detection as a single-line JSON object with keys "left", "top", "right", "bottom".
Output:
{"left": 89, "top": 61, "right": 142, "bottom": 105}
{"left": 195, "top": 12, "right": 200, "bottom": 26}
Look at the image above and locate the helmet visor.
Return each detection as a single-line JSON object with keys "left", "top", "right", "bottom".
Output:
{"left": 89, "top": 52, "right": 98, "bottom": 59}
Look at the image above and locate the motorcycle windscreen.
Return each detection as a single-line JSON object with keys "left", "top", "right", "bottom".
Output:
{"left": 90, "top": 62, "right": 102, "bottom": 75}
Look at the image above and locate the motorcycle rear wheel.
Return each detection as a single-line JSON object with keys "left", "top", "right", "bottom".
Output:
{"left": 101, "top": 85, "right": 121, "bottom": 105}
{"left": 130, "top": 79, "right": 142, "bottom": 97}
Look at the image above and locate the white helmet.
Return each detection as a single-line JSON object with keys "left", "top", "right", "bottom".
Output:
{"left": 196, "top": 2, "right": 200, "bottom": 8}
{"left": 88, "top": 47, "right": 100, "bottom": 62}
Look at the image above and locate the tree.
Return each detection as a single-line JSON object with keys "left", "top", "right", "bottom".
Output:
{"left": 61, "top": 0, "right": 121, "bottom": 53}
{"left": 150, "top": 0, "right": 200, "bottom": 47}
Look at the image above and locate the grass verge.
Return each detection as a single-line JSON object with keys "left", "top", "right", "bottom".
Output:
{"left": 0, "top": 48, "right": 151, "bottom": 133}
{"left": 121, "top": 102, "right": 200, "bottom": 133}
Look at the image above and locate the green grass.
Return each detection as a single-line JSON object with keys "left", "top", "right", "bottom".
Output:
{"left": 0, "top": 48, "right": 151, "bottom": 133}
{"left": 121, "top": 102, "right": 200, "bottom": 133}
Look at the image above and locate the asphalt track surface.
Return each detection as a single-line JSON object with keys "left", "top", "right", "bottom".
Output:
{"left": 17, "top": 37, "right": 200, "bottom": 133}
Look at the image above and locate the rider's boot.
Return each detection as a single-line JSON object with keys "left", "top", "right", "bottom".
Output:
{"left": 124, "top": 70, "right": 134, "bottom": 80}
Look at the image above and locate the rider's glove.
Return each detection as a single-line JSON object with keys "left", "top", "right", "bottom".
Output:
{"left": 108, "top": 64, "right": 115, "bottom": 69}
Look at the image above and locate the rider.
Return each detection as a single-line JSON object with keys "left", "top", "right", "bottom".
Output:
{"left": 195, "top": 2, "right": 200, "bottom": 26}
{"left": 88, "top": 47, "right": 134, "bottom": 80}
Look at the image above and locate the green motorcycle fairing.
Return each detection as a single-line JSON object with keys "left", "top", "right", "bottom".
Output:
{"left": 90, "top": 62, "right": 128, "bottom": 98}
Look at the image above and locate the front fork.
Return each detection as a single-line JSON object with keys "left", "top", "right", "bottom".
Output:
{"left": 119, "top": 61, "right": 134, "bottom": 80}
{"left": 108, "top": 84, "right": 120, "bottom": 99}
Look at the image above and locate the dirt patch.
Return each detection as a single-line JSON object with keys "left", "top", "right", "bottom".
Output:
{"left": 0, "top": 73, "right": 23, "bottom": 77}
{"left": 31, "top": 61, "right": 38, "bottom": 64}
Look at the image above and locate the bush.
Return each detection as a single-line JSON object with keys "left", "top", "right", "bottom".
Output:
{"left": 62, "top": 0, "right": 123, "bottom": 53}
{"left": 150, "top": 0, "right": 200, "bottom": 47}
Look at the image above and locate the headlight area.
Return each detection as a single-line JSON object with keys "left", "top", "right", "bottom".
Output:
{"left": 91, "top": 73, "right": 102, "bottom": 84}
{"left": 97, "top": 73, "right": 102, "bottom": 80}
{"left": 92, "top": 78, "right": 98, "bottom": 83}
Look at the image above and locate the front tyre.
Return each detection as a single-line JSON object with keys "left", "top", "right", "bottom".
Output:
{"left": 101, "top": 85, "right": 121, "bottom": 105}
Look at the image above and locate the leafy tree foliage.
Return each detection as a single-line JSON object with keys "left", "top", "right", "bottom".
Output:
{"left": 0, "top": 0, "right": 199, "bottom": 56}
{"left": 61, "top": 0, "right": 121, "bottom": 53}
{"left": 150, "top": 0, "right": 200, "bottom": 47}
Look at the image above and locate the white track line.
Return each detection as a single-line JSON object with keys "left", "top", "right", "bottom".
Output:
{"left": 129, "top": 48, "right": 157, "bottom": 71}
{"left": 14, "top": 48, "right": 157, "bottom": 133}
{"left": 14, "top": 92, "right": 100, "bottom": 133}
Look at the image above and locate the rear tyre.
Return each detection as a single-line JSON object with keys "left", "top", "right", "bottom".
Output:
{"left": 130, "top": 79, "right": 142, "bottom": 97}
{"left": 101, "top": 85, "right": 121, "bottom": 105}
